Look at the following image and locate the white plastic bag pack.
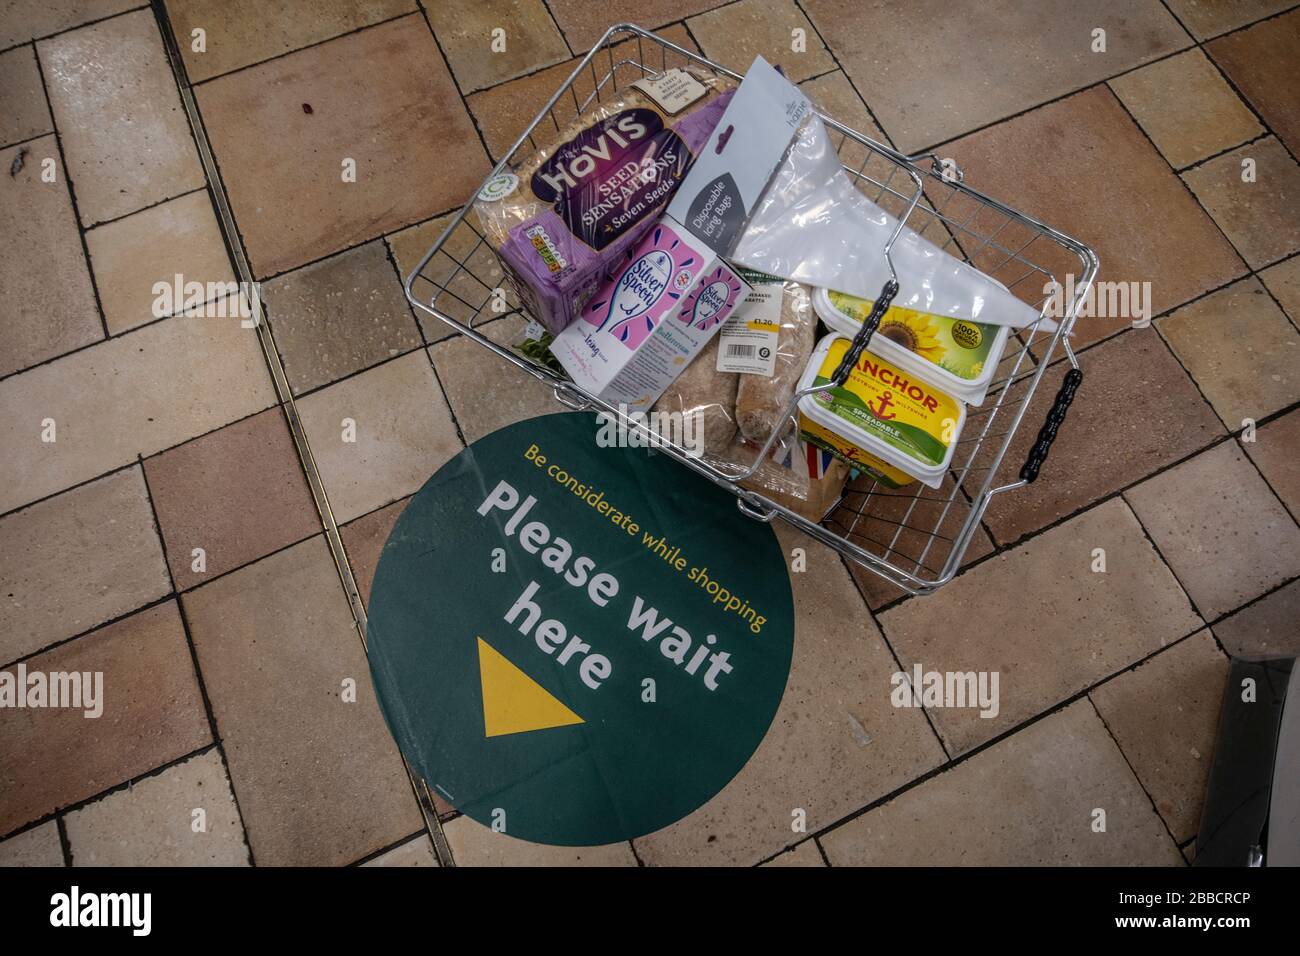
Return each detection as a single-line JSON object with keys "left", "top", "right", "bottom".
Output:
{"left": 731, "top": 114, "right": 1052, "bottom": 331}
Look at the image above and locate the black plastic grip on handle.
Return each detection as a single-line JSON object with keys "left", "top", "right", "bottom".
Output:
{"left": 830, "top": 279, "right": 899, "bottom": 386}
{"left": 1019, "top": 367, "right": 1082, "bottom": 483}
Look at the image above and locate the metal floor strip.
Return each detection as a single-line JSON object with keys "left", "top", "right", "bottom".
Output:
{"left": 149, "top": 0, "right": 455, "bottom": 867}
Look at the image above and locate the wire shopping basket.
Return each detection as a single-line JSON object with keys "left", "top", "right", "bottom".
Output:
{"left": 404, "top": 24, "right": 1098, "bottom": 597}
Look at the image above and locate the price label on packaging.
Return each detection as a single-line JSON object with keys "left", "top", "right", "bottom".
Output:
{"left": 631, "top": 68, "right": 707, "bottom": 115}
{"left": 717, "top": 285, "right": 781, "bottom": 376}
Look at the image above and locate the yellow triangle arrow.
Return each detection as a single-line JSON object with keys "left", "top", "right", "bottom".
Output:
{"left": 477, "top": 637, "right": 584, "bottom": 738}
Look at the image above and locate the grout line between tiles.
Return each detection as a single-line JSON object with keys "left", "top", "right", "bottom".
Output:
{"left": 1117, "top": 489, "right": 1213, "bottom": 632}
{"left": 171, "top": 579, "right": 259, "bottom": 866}
{"left": 183, "top": 9, "right": 420, "bottom": 88}
{"left": 0, "top": 129, "right": 56, "bottom": 152}
{"left": 0, "top": 742, "right": 219, "bottom": 845}
{"left": 0, "top": 4, "right": 150, "bottom": 58}
{"left": 1174, "top": 131, "right": 1270, "bottom": 174}
{"left": 538, "top": 0, "right": 577, "bottom": 58}
{"left": 79, "top": 182, "right": 209, "bottom": 231}
{"left": 28, "top": 45, "right": 112, "bottom": 342}
{"left": 839, "top": 553, "right": 952, "bottom": 760}
{"left": 1159, "top": 0, "right": 1300, "bottom": 173}
{"left": 1199, "top": 1, "right": 1300, "bottom": 42}
{"left": 347, "top": 828, "right": 430, "bottom": 867}
{"left": 792, "top": 0, "right": 901, "bottom": 153}
{"left": 148, "top": 0, "right": 456, "bottom": 870}
{"left": 1098, "top": 89, "right": 1300, "bottom": 516}
{"left": 416, "top": 3, "right": 498, "bottom": 175}
{"left": 1084, "top": 692, "right": 1190, "bottom": 864}
{"left": 805, "top": 625, "right": 1220, "bottom": 850}
{"left": 55, "top": 815, "right": 72, "bottom": 867}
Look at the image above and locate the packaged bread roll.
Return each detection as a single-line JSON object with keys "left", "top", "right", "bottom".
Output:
{"left": 653, "top": 334, "right": 738, "bottom": 455}
{"left": 474, "top": 68, "right": 735, "bottom": 335}
{"left": 735, "top": 279, "right": 817, "bottom": 443}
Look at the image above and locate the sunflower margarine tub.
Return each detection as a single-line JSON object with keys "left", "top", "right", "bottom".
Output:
{"left": 796, "top": 333, "right": 966, "bottom": 489}
{"left": 812, "top": 287, "right": 1009, "bottom": 405}
{"left": 551, "top": 218, "right": 748, "bottom": 411}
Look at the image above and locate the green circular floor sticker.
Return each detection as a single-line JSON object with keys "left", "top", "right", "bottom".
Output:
{"left": 367, "top": 411, "right": 794, "bottom": 846}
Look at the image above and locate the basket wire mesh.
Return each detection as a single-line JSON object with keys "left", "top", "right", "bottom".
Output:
{"left": 404, "top": 25, "right": 1098, "bottom": 596}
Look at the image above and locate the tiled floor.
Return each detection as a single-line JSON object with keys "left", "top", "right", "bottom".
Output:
{"left": 2, "top": 1, "right": 1297, "bottom": 868}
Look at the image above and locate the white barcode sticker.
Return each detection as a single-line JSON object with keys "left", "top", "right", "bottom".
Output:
{"left": 717, "top": 285, "right": 780, "bottom": 375}
{"left": 631, "top": 68, "right": 707, "bottom": 115}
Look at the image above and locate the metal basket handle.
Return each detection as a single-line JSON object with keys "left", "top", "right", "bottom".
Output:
{"left": 1018, "top": 366, "right": 1082, "bottom": 483}
{"left": 830, "top": 279, "right": 899, "bottom": 386}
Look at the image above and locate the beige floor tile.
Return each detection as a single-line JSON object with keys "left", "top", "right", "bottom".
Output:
{"left": 0, "top": 601, "right": 212, "bottom": 835}
{"left": 1260, "top": 254, "right": 1300, "bottom": 323}
{"left": 296, "top": 350, "right": 462, "bottom": 523}
{"left": 0, "top": 46, "right": 53, "bottom": 147}
{"left": 1242, "top": 409, "right": 1300, "bottom": 516}
{"left": 427, "top": 0, "right": 570, "bottom": 94}
{"left": 1158, "top": 277, "right": 1299, "bottom": 427}
{"left": 464, "top": 24, "right": 700, "bottom": 162}
{"left": 388, "top": 212, "right": 507, "bottom": 342}
{"left": 182, "top": 536, "right": 423, "bottom": 866}
{"left": 264, "top": 240, "right": 422, "bottom": 395}
{"left": 0, "top": 0, "right": 137, "bottom": 47}
{"left": 86, "top": 190, "right": 234, "bottom": 334}
{"left": 339, "top": 498, "right": 409, "bottom": 605}
{"left": 820, "top": 701, "right": 1184, "bottom": 865}
{"left": 1214, "top": 578, "right": 1300, "bottom": 658}
{"left": 880, "top": 498, "right": 1203, "bottom": 754}
{"left": 1109, "top": 50, "right": 1262, "bottom": 168}
{"left": 1182, "top": 137, "right": 1300, "bottom": 269}
{"left": 799, "top": 70, "right": 888, "bottom": 144}
{"left": 1207, "top": 9, "right": 1300, "bottom": 156}
{"left": 195, "top": 14, "right": 488, "bottom": 277}
{"left": 443, "top": 818, "right": 635, "bottom": 866}
{"left": 143, "top": 408, "right": 322, "bottom": 590}
{"left": 0, "top": 312, "right": 276, "bottom": 515}
{"left": 635, "top": 525, "right": 946, "bottom": 866}
{"left": 688, "top": 0, "right": 834, "bottom": 83}
{"left": 978, "top": 328, "right": 1225, "bottom": 546}
{"left": 38, "top": 9, "right": 205, "bottom": 226}
{"left": 1, "top": 467, "right": 169, "bottom": 664}
{"left": 164, "top": 0, "right": 416, "bottom": 82}
{"left": 1125, "top": 441, "right": 1300, "bottom": 619}
{"left": 1166, "top": 0, "right": 1293, "bottom": 39}
{"left": 762, "top": 840, "right": 825, "bottom": 867}
{"left": 362, "top": 835, "right": 438, "bottom": 866}
{"left": 64, "top": 749, "right": 249, "bottom": 866}
{"left": 0, "top": 137, "right": 102, "bottom": 378}
{"left": 546, "top": 0, "right": 720, "bottom": 51}
{"left": 429, "top": 315, "right": 566, "bottom": 444}
{"left": 943, "top": 87, "right": 1246, "bottom": 337}
{"left": 0, "top": 821, "right": 64, "bottom": 866}
{"left": 1090, "top": 632, "right": 1228, "bottom": 842}
{"left": 802, "top": 0, "right": 1188, "bottom": 153}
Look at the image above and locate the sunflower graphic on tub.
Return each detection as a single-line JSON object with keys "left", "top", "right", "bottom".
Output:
{"left": 876, "top": 307, "right": 944, "bottom": 362}
{"left": 826, "top": 290, "right": 946, "bottom": 364}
